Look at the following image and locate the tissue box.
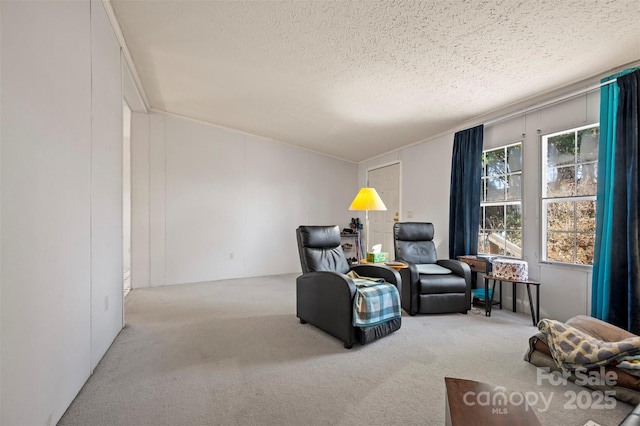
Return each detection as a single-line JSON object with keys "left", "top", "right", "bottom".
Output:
{"left": 492, "top": 258, "right": 528, "bottom": 281}
{"left": 366, "top": 252, "right": 389, "bottom": 263}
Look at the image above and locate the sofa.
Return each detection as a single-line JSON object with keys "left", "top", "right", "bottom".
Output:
{"left": 525, "top": 315, "right": 640, "bottom": 405}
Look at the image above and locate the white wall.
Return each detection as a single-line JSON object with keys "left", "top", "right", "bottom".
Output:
{"left": 123, "top": 102, "right": 132, "bottom": 272}
{"left": 131, "top": 113, "right": 358, "bottom": 287}
{"left": 89, "top": 0, "right": 124, "bottom": 370}
{"left": 360, "top": 90, "right": 601, "bottom": 323}
{"left": 1, "top": 1, "right": 124, "bottom": 424}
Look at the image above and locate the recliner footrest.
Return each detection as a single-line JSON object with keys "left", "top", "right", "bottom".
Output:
{"left": 359, "top": 317, "right": 402, "bottom": 345}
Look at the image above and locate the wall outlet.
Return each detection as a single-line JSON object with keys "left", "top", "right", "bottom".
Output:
{"left": 407, "top": 210, "right": 414, "bottom": 218}
{"left": 229, "top": 252, "right": 234, "bottom": 260}
{"left": 104, "top": 296, "right": 109, "bottom": 312}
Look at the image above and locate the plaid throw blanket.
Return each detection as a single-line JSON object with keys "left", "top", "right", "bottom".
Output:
{"left": 347, "top": 271, "right": 401, "bottom": 327}
{"left": 538, "top": 318, "right": 640, "bottom": 371}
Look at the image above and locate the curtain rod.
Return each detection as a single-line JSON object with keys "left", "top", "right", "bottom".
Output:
{"left": 483, "top": 78, "right": 617, "bottom": 127}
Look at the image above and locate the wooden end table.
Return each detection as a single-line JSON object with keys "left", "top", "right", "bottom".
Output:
{"left": 483, "top": 274, "right": 541, "bottom": 326}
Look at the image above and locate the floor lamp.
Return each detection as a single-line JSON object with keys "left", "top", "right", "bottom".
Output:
{"left": 349, "top": 187, "right": 387, "bottom": 257}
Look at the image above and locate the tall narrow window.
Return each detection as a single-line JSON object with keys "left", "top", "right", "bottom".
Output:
{"left": 541, "top": 124, "right": 599, "bottom": 264}
{"left": 479, "top": 143, "right": 522, "bottom": 257}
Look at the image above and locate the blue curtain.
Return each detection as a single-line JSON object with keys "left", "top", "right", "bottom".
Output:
{"left": 449, "top": 125, "right": 484, "bottom": 259}
{"left": 592, "top": 68, "right": 640, "bottom": 333}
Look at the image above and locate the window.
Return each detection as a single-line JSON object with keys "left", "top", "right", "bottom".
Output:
{"left": 541, "top": 124, "right": 599, "bottom": 265}
{"left": 479, "top": 143, "right": 522, "bottom": 257}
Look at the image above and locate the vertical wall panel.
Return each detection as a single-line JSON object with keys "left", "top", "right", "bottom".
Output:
{"left": 164, "top": 115, "right": 246, "bottom": 285}
{"left": 90, "top": 1, "right": 123, "bottom": 369}
{"left": 244, "top": 137, "right": 309, "bottom": 277}
{"left": 131, "top": 113, "right": 150, "bottom": 288}
{"left": 307, "top": 151, "right": 357, "bottom": 227}
{"left": 398, "top": 135, "right": 453, "bottom": 256}
{"left": 1, "top": 2, "right": 92, "bottom": 424}
{"left": 149, "top": 114, "right": 166, "bottom": 286}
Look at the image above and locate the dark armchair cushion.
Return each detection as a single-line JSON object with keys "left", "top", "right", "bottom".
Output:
{"left": 297, "top": 226, "right": 350, "bottom": 274}
{"left": 393, "top": 222, "right": 437, "bottom": 264}
{"left": 394, "top": 222, "right": 434, "bottom": 241}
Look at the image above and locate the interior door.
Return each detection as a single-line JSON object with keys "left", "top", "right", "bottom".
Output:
{"left": 367, "top": 163, "right": 400, "bottom": 255}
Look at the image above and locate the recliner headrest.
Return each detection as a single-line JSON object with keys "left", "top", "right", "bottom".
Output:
{"left": 394, "top": 222, "right": 434, "bottom": 241}
{"left": 297, "top": 225, "right": 342, "bottom": 248}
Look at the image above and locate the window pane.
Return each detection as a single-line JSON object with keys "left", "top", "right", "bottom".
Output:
{"left": 487, "top": 231, "right": 506, "bottom": 255}
{"left": 505, "top": 230, "right": 522, "bottom": 257}
{"left": 487, "top": 176, "right": 506, "bottom": 201}
{"left": 506, "top": 205, "right": 521, "bottom": 230}
{"left": 577, "top": 163, "right": 597, "bottom": 196}
{"left": 547, "top": 132, "right": 576, "bottom": 166}
{"left": 486, "top": 149, "right": 505, "bottom": 176}
{"left": 507, "top": 174, "right": 521, "bottom": 200}
{"left": 507, "top": 145, "right": 522, "bottom": 172}
{"left": 484, "top": 205, "right": 504, "bottom": 229}
{"left": 480, "top": 143, "right": 521, "bottom": 259}
{"left": 578, "top": 128, "right": 599, "bottom": 162}
{"left": 547, "top": 201, "right": 574, "bottom": 231}
{"left": 541, "top": 125, "right": 599, "bottom": 265}
{"left": 546, "top": 231, "right": 575, "bottom": 263}
{"left": 546, "top": 165, "right": 575, "bottom": 197}
{"left": 576, "top": 200, "right": 596, "bottom": 232}
{"left": 577, "top": 234, "right": 595, "bottom": 265}
{"left": 478, "top": 233, "right": 489, "bottom": 254}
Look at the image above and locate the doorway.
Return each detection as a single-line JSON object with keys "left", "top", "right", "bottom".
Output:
{"left": 367, "top": 162, "right": 401, "bottom": 255}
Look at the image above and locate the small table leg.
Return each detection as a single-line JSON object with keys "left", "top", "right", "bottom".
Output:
{"left": 484, "top": 276, "right": 490, "bottom": 317}
{"left": 484, "top": 280, "right": 502, "bottom": 317}
{"left": 512, "top": 282, "right": 516, "bottom": 312}
{"left": 536, "top": 285, "right": 540, "bottom": 326}
{"left": 526, "top": 284, "right": 536, "bottom": 326}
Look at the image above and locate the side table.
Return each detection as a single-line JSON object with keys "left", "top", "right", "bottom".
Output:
{"left": 458, "top": 255, "right": 497, "bottom": 308}
{"left": 483, "top": 274, "right": 541, "bottom": 326}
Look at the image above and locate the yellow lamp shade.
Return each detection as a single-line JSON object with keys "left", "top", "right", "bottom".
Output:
{"left": 349, "top": 188, "right": 387, "bottom": 211}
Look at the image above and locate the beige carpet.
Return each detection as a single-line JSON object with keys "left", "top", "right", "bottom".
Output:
{"left": 59, "top": 273, "right": 632, "bottom": 426}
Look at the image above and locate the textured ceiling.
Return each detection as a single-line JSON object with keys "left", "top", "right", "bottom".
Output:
{"left": 111, "top": 0, "right": 640, "bottom": 162}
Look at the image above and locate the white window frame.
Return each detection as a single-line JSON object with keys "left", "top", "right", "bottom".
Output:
{"left": 479, "top": 141, "right": 523, "bottom": 259}
{"left": 541, "top": 123, "right": 599, "bottom": 265}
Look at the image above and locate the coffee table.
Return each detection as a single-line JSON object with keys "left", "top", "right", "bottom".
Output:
{"left": 445, "top": 377, "right": 541, "bottom": 425}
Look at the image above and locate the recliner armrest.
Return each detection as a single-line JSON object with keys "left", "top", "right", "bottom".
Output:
{"left": 437, "top": 259, "right": 471, "bottom": 281}
{"left": 297, "top": 271, "right": 357, "bottom": 301}
{"left": 351, "top": 264, "right": 401, "bottom": 291}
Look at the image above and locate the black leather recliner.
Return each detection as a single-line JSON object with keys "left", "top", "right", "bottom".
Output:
{"left": 393, "top": 222, "right": 472, "bottom": 315}
{"left": 296, "top": 225, "right": 402, "bottom": 348}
